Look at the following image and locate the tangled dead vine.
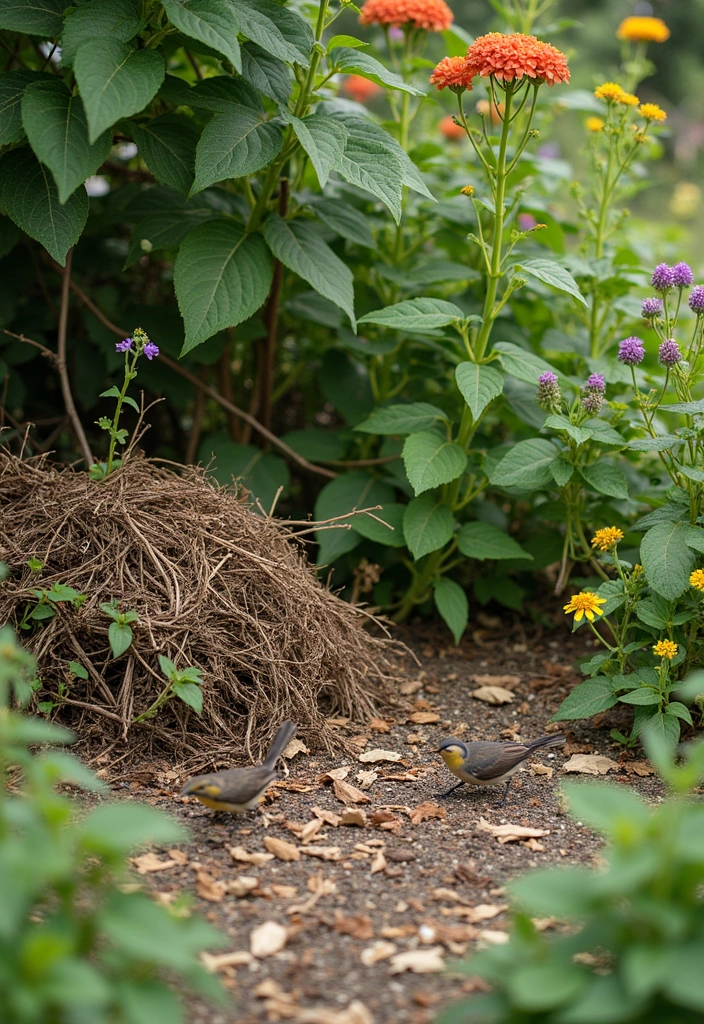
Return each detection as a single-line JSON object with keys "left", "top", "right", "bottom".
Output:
{"left": 0, "top": 451, "right": 399, "bottom": 767}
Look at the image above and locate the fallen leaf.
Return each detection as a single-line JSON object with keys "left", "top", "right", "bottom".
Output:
{"left": 356, "top": 770, "right": 378, "bottom": 790}
{"left": 478, "top": 929, "right": 509, "bottom": 946}
{"left": 349, "top": 734, "right": 369, "bottom": 749}
{"left": 361, "top": 940, "right": 397, "bottom": 966}
{"left": 370, "top": 810, "right": 399, "bottom": 827}
{"left": 308, "top": 874, "right": 337, "bottom": 896}
{"left": 370, "top": 850, "right": 387, "bottom": 875}
{"left": 341, "top": 807, "right": 367, "bottom": 827}
{"left": 531, "top": 762, "right": 554, "bottom": 778}
{"left": 368, "top": 717, "right": 391, "bottom": 733}
{"left": 195, "top": 870, "right": 227, "bottom": 902}
{"left": 130, "top": 853, "right": 178, "bottom": 874}
{"left": 431, "top": 888, "right": 470, "bottom": 905}
{"left": 422, "top": 921, "right": 478, "bottom": 946}
{"left": 229, "top": 875, "right": 259, "bottom": 898}
{"left": 254, "top": 978, "right": 286, "bottom": 999}
{"left": 271, "top": 884, "right": 298, "bottom": 898}
{"left": 408, "top": 801, "right": 446, "bottom": 825}
{"left": 283, "top": 737, "right": 309, "bottom": 759}
{"left": 625, "top": 760, "right": 654, "bottom": 777}
{"left": 471, "top": 686, "right": 515, "bottom": 705}
{"left": 333, "top": 778, "right": 370, "bottom": 805}
{"left": 471, "top": 673, "right": 520, "bottom": 689}
{"left": 229, "top": 846, "right": 275, "bottom": 866}
{"left": 250, "top": 920, "right": 288, "bottom": 958}
{"left": 301, "top": 846, "right": 342, "bottom": 861}
{"left": 358, "top": 748, "right": 402, "bottom": 764}
{"left": 381, "top": 925, "right": 416, "bottom": 939}
{"left": 334, "top": 912, "right": 373, "bottom": 940}
{"left": 322, "top": 767, "right": 350, "bottom": 782}
{"left": 300, "top": 819, "right": 324, "bottom": 844}
{"left": 288, "top": 1001, "right": 374, "bottom": 1024}
{"left": 408, "top": 711, "right": 440, "bottom": 724}
{"left": 399, "top": 680, "right": 424, "bottom": 696}
{"left": 389, "top": 947, "right": 445, "bottom": 974}
{"left": 201, "top": 950, "right": 254, "bottom": 971}
{"left": 563, "top": 754, "right": 619, "bottom": 776}
{"left": 477, "top": 818, "right": 550, "bottom": 844}
{"left": 167, "top": 848, "right": 189, "bottom": 865}
{"left": 313, "top": 807, "right": 342, "bottom": 827}
{"left": 264, "top": 836, "right": 301, "bottom": 862}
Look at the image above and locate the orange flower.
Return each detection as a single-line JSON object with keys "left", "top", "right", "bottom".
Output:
{"left": 430, "top": 55, "right": 474, "bottom": 92}
{"left": 341, "top": 75, "right": 382, "bottom": 103}
{"left": 617, "top": 16, "right": 670, "bottom": 44}
{"left": 439, "top": 115, "right": 465, "bottom": 139}
{"left": 464, "top": 32, "right": 570, "bottom": 86}
{"left": 359, "top": 0, "right": 453, "bottom": 32}
{"left": 476, "top": 98, "right": 505, "bottom": 123}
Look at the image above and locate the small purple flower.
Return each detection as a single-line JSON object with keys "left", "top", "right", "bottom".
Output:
{"left": 581, "top": 391, "right": 604, "bottom": 414}
{"left": 641, "top": 297, "right": 663, "bottom": 320}
{"left": 388, "top": 25, "right": 404, "bottom": 40}
{"left": 651, "top": 263, "right": 675, "bottom": 292}
{"left": 618, "top": 336, "right": 646, "bottom": 365}
{"left": 658, "top": 339, "right": 682, "bottom": 366}
{"left": 689, "top": 286, "right": 704, "bottom": 314}
{"left": 672, "top": 262, "right": 694, "bottom": 287}
{"left": 584, "top": 373, "right": 606, "bottom": 393}
{"left": 537, "top": 371, "right": 561, "bottom": 413}
{"left": 143, "top": 342, "right": 159, "bottom": 360}
{"left": 116, "top": 338, "right": 133, "bottom": 353}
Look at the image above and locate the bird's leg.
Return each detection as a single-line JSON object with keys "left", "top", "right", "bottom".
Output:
{"left": 491, "top": 779, "right": 512, "bottom": 808}
{"left": 434, "top": 780, "right": 465, "bottom": 799}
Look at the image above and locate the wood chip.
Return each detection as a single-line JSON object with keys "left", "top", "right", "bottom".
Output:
{"left": 130, "top": 853, "right": 178, "bottom": 874}
{"left": 358, "top": 748, "right": 402, "bottom": 764}
{"left": 523, "top": 837, "right": 546, "bottom": 852}
{"left": 389, "top": 947, "right": 445, "bottom": 974}
{"left": 408, "top": 711, "right": 440, "bottom": 724}
{"left": 283, "top": 737, "right": 309, "bottom": 759}
{"left": 195, "top": 870, "right": 227, "bottom": 902}
{"left": 229, "top": 875, "right": 259, "bottom": 898}
{"left": 399, "top": 680, "right": 424, "bottom": 696}
{"left": 264, "top": 836, "right": 301, "bottom": 862}
{"left": 563, "top": 754, "right": 619, "bottom": 776}
{"left": 471, "top": 673, "right": 520, "bottom": 689}
{"left": 341, "top": 807, "right": 367, "bottom": 827}
{"left": 334, "top": 912, "right": 373, "bottom": 940}
{"left": 408, "top": 801, "right": 446, "bottom": 825}
{"left": 444, "top": 903, "right": 507, "bottom": 923}
{"left": 625, "top": 760, "right": 654, "bottom": 776}
{"left": 313, "top": 806, "right": 342, "bottom": 827}
{"left": 201, "top": 950, "right": 254, "bottom": 971}
{"left": 370, "top": 850, "right": 387, "bottom": 874}
{"left": 167, "top": 848, "right": 189, "bottom": 865}
{"left": 229, "top": 846, "right": 275, "bottom": 866}
{"left": 471, "top": 686, "right": 515, "bottom": 705}
{"left": 477, "top": 818, "right": 550, "bottom": 844}
{"left": 250, "top": 920, "right": 288, "bottom": 958}
{"left": 301, "top": 846, "right": 342, "bottom": 861}
{"left": 368, "top": 717, "right": 392, "bottom": 733}
{"left": 300, "top": 819, "right": 324, "bottom": 844}
{"left": 530, "top": 762, "right": 554, "bottom": 778}
{"left": 361, "top": 940, "right": 397, "bottom": 966}
{"left": 332, "top": 778, "right": 370, "bottom": 805}
{"left": 356, "top": 770, "right": 378, "bottom": 790}
{"left": 270, "top": 884, "right": 298, "bottom": 899}
{"left": 478, "top": 929, "right": 509, "bottom": 945}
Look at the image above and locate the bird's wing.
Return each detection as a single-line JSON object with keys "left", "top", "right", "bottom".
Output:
{"left": 182, "top": 765, "right": 276, "bottom": 800}
{"left": 466, "top": 742, "right": 530, "bottom": 780}
{"left": 262, "top": 721, "right": 298, "bottom": 769}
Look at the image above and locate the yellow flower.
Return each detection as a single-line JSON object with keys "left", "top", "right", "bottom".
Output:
{"left": 653, "top": 639, "right": 677, "bottom": 660}
{"left": 690, "top": 568, "right": 704, "bottom": 591}
{"left": 594, "top": 82, "right": 625, "bottom": 102}
{"left": 618, "top": 91, "right": 640, "bottom": 107}
{"left": 631, "top": 564, "right": 644, "bottom": 580}
{"left": 563, "top": 591, "right": 607, "bottom": 623}
{"left": 586, "top": 116, "right": 604, "bottom": 132}
{"left": 639, "top": 103, "right": 667, "bottom": 122}
{"left": 460, "top": 185, "right": 475, "bottom": 197}
{"left": 591, "top": 527, "right": 624, "bottom": 552}
{"left": 617, "top": 16, "right": 670, "bottom": 44}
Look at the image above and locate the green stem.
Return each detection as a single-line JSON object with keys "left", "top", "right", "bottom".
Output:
{"left": 106, "top": 353, "right": 137, "bottom": 475}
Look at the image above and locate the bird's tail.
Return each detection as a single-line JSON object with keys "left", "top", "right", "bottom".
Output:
{"left": 262, "top": 720, "right": 298, "bottom": 768}
{"left": 527, "top": 734, "right": 566, "bottom": 752}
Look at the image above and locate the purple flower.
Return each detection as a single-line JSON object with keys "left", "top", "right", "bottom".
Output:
{"left": 537, "top": 371, "right": 561, "bottom": 413}
{"left": 658, "top": 339, "right": 682, "bottom": 366}
{"left": 581, "top": 391, "right": 604, "bottom": 414}
{"left": 388, "top": 25, "right": 404, "bottom": 40}
{"left": 618, "top": 336, "right": 646, "bottom": 365}
{"left": 651, "top": 263, "right": 675, "bottom": 292}
{"left": 143, "top": 342, "right": 159, "bottom": 360}
{"left": 584, "top": 373, "right": 606, "bottom": 393}
{"left": 689, "top": 286, "right": 704, "bottom": 314}
{"left": 116, "top": 338, "right": 133, "bottom": 353}
{"left": 641, "top": 297, "right": 663, "bottom": 320}
{"left": 672, "top": 262, "right": 694, "bottom": 287}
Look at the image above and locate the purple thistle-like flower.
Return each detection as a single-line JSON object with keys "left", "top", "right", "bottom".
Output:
{"left": 641, "top": 297, "right": 663, "bottom": 320}
{"left": 116, "top": 338, "right": 133, "bottom": 353}
{"left": 143, "top": 342, "right": 159, "bottom": 360}
{"left": 689, "top": 285, "right": 704, "bottom": 314}
{"left": 536, "top": 371, "right": 562, "bottom": 413}
{"left": 584, "top": 373, "right": 606, "bottom": 394}
{"left": 618, "top": 336, "right": 646, "bottom": 365}
{"left": 581, "top": 391, "right": 604, "bottom": 414}
{"left": 672, "top": 262, "right": 694, "bottom": 287}
{"left": 651, "top": 263, "right": 675, "bottom": 292}
{"left": 658, "top": 339, "right": 682, "bottom": 366}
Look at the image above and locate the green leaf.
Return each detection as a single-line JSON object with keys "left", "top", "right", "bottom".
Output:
{"left": 684, "top": 526, "right": 704, "bottom": 554}
{"left": 60, "top": 0, "right": 146, "bottom": 66}
{"left": 580, "top": 462, "right": 628, "bottom": 499}
{"left": 516, "top": 257, "right": 587, "bottom": 306}
{"left": 350, "top": 502, "right": 406, "bottom": 547}
{"left": 508, "top": 962, "right": 586, "bottom": 1012}
{"left": 552, "top": 678, "right": 619, "bottom": 720}
{"left": 68, "top": 660, "right": 89, "bottom": 679}
{"left": 433, "top": 578, "right": 468, "bottom": 645}
{"left": 278, "top": 428, "right": 344, "bottom": 462}
{"left": 192, "top": 106, "right": 282, "bottom": 193}
{"left": 595, "top": 578, "right": 626, "bottom": 616}
{"left": 628, "top": 435, "right": 683, "bottom": 452}
{"left": 161, "top": 0, "right": 242, "bottom": 70}
{"left": 314, "top": 471, "right": 395, "bottom": 565}
{"left": 311, "top": 198, "right": 374, "bottom": 248}
{"left": 642, "top": 710, "right": 680, "bottom": 750}
{"left": 359, "top": 297, "right": 464, "bottom": 332}
{"left": 80, "top": 803, "right": 184, "bottom": 853}
{"left": 108, "top": 621, "right": 133, "bottom": 658}
{"left": 457, "top": 522, "right": 532, "bottom": 561}
{"left": 355, "top": 402, "right": 446, "bottom": 436}
{"left": 0, "top": 0, "right": 64, "bottom": 34}
{"left": 564, "top": 782, "right": 650, "bottom": 833}
{"left": 551, "top": 457, "right": 573, "bottom": 486}
{"left": 175, "top": 220, "right": 273, "bottom": 352}
{"left": 228, "top": 0, "right": 312, "bottom": 65}
{"left": 0, "top": 148, "right": 88, "bottom": 265}
{"left": 495, "top": 341, "right": 562, "bottom": 385}
{"left": 402, "top": 432, "right": 467, "bottom": 495}
{"left": 659, "top": 399, "right": 704, "bottom": 414}
{"left": 74, "top": 41, "right": 165, "bottom": 143}
{"left": 285, "top": 113, "right": 348, "bottom": 188}
{"left": 543, "top": 414, "right": 592, "bottom": 446}
{"left": 666, "top": 700, "right": 692, "bottom": 725}
{"left": 489, "top": 438, "right": 557, "bottom": 490}
{"left": 198, "top": 438, "right": 289, "bottom": 510}
{"left": 240, "top": 43, "right": 292, "bottom": 104}
{"left": 618, "top": 687, "right": 661, "bottom": 706}
{"left": 130, "top": 115, "right": 199, "bottom": 195}
{"left": 635, "top": 596, "right": 669, "bottom": 630}
{"left": 158, "top": 654, "right": 177, "bottom": 678}
{"left": 124, "top": 204, "right": 218, "bottom": 268}
{"left": 0, "top": 69, "right": 48, "bottom": 145}
{"left": 22, "top": 79, "right": 111, "bottom": 204}
{"left": 320, "top": 349, "right": 373, "bottom": 425}
{"left": 172, "top": 680, "right": 203, "bottom": 714}
{"left": 329, "top": 46, "right": 423, "bottom": 95}
{"left": 335, "top": 117, "right": 406, "bottom": 223}
{"left": 403, "top": 494, "right": 454, "bottom": 560}
{"left": 641, "top": 521, "right": 695, "bottom": 601}
{"left": 263, "top": 214, "right": 355, "bottom": 326}
{"left": 455, "top": 363, "right": 503, "bottom": 420}
{"left": 187, "top": 75, "right": 261, "bottom": 111}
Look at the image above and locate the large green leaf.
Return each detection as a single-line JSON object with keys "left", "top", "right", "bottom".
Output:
{"left": 286, "top": 113, "right": 348, "bottom": 188}
{"left": 74, "top": 41, "right": 165, "bottom": 143}
{"left": 433, "top": 578, "right": 468, "bottom": 645}
{"left": 174, "top": 220, "right": 273, "bottom": 352}
{"left": 552, "top": 678, "right": 619, "bottom": 720}
{"left": 192, "top": 106, "right": 282, "bottom": 193}
{"left": 124, "top": 204, "right": 219, "bottom": 268}
{"left": 229, "top": 0, "right": 312, "bottom": 65}
{"left": 0, "top": 0, "right": 64, "bottom": 34}
{"left": 402, "top": 431, "right": 467, "bottom": 495}
{"left": 329, "top": 46, "right": 423, "bottom": 95}
{"left": 495, "top": 341, "right": 562, "bottom": 386}
{"left": 580, "top": 462, "right": 628, "bottom": 499}
{"left": 359, "top": 298, "right": 464, "bottom": 332}
{"left": 333, "top": 113, "right": 433, "bottom": 202}
{"left": 457, "top": 522, "right": 532, "bottom": 561}
{"left": 403, "top": 494, "right": 453, "bottom": 560}
{"left": 240, "top": 42, "right": 292, "bottom": 103}
{"left": 335, "top": 116, "right": 406, "bottom": 223}
{"left": 263, "top": 214, "right": 355, "bottom": 326}
{"left": 0, "top": 69, "right": 48, "bottom": 145}
{"left": 350, "top": 502, "right": 406, "bottom": 547}
{"left": 455, "top": 362, "right": 503, "bottom": 420}
{"left": 355, "top": 402, "right": 445, "bottom": 437}
{"left": 489, "top": 438, "right": 557, "bottom": 491}
{"left": 0, "top": 147, "right": 88, "bottom": 265}
{"left": 160, "top": 0, "right": 242, "bottom": 71}
{"left": 197, "top": 437, "right": 289, "bottom": 511}
{"left": 311, "top": 198, "right": 374, "bottom": 248}
{"left": 515, "top": 257, "right": 587, "bottom": 306}
{"left": 60, "top": 0, "right": 145, "bottom": 66}
{"left": 641, "top": 521, "right": 695, "bottom": 601}
{"left": 22, "top": 79, "right": 110, "bottom": 203}
{"left": 314, "top": 471, "right": 394, "bottom": 565}
{"left": 186, "top": 75, "right": 260, "bottom": 112}
{"left": 130, "top": 115, "right": 199, "bottom": 194}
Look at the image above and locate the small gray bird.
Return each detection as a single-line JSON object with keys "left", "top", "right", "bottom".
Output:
{"left": 436, "top": 734, "right": 566, "bottom": 807}
{"left": 180, "top": 721, "right": 297, "bottom": 813}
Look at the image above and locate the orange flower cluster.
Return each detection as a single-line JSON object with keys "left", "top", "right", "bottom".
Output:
{"left": 431, "top": 32, "right": 570, "bottom": 92}
{"left": 359, "top": 0, "right": 453, "bottom": 32}
{"left": 341, "top": 75, "right": 382, "bottom": 102}
{"left": 617, "top": 16, "right": 670, "bottom": 44}
{"left": 439, "top": 115, "right": 465, "bottom": 139}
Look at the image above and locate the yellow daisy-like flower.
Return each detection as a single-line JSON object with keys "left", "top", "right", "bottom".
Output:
{"left": 689, "top": 568, "right": 704, "bottom": 591}
{"left": 586, "top": 116, "right": 604, "bottom": 132}
{"left": 618, "top": 91, "right": 640, "bottom": 107}
{"left": 594, "top": 82, "right": 625, "bottom": 102}
{"left": 591, "top": 527, "right": 624, "bottom": 552}
{"left": 653, "top": 639, "right": 678, "bottom": 660}
{"left": 617, "top": 16, "right": 670, "bottom": 44}
{"left": 563, "top": 591, "right": 607, "bottom": 623}
{"left": 631, "top": 564, "right": 644, "bottom": 580}
{"left": 639, "top": 103, "right": 667, "bottom": 122}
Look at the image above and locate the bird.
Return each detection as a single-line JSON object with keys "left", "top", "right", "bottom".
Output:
{"left": 180, "top": 720, "right": 297, "bottom": 813}
{"left": 435, "top": 734, "right": 566, "bottom": 807}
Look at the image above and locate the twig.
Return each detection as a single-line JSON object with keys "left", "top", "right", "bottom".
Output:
{"left": 185, "top": 369, "right": 206, "bottom": 464}
{"left": 185, "top": 49, "right": 204, "bottom": 79}
{"left": 219, "top": 336, "right": 239, "bottom": 439}
{"left": 2, "top": 329, "right": 56, "bottom": 361}
{"left": 259, "top": 179, "right": 288, "bottom": 431}
{"left": 55, "top": 250, "right": 94, "bottom": 467}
